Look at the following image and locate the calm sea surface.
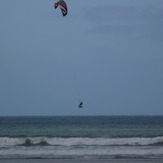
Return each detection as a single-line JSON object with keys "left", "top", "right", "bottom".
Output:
{"left": 0, "top": 116, "right": 163, "bottom": 159}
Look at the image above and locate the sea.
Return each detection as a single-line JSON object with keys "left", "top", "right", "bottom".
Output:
{"left": 0, "top": 116, "right": 163, "bottom": 159}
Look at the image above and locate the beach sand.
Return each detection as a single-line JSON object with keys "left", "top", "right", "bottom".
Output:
{"left": 0, "top": 159, "right": 163, "bottom": 163}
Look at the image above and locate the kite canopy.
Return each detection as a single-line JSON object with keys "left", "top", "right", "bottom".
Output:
{"left": 54, "top": 0, "right": 68, "bottom": 16}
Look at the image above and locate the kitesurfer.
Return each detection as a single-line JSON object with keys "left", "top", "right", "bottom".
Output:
{"left": 78, "top": 102, "right": 83, "bottom": 108}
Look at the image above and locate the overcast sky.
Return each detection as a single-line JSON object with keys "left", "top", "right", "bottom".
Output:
{"left": 0, "top": 0, "right": 163, "bottom": 116}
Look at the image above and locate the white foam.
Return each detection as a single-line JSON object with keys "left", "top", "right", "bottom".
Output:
{"left": 1, "top": 136, "right": 163, "bottom": 158}
{"left": 1, "top": 136, "right": 163, "bottom": 147}
{"left": 0, "top": 144, "right": 163, "bottom": 158}
{"left": 36, "top": 136, "right": 163, "bottom": 146}
{"left": 0, "top": 137, "right": 24, "bottom": 146}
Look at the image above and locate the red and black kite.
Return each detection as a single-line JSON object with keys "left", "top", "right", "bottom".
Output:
{"left": 54, "top": 0, "right": 68, "bottom": 16}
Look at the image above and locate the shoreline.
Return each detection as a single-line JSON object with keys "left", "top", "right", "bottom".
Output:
{"left": 0, "top": 158, "right": 163, "bottom": 163}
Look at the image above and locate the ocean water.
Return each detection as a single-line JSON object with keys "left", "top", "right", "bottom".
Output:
{"left": 0, "top": 116, "right": 163, "bottom": 159}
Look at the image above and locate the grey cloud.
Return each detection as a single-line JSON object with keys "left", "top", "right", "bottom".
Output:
{"left": 85, "top": 5, "right": 163, "bottom": 23}
{"left": 86, "top": 5, "right": 163, "bottom": 41}
{"left": 89, "top": 23, "right": 163, "bottom": 41}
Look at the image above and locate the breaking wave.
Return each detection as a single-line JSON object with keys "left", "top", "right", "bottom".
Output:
{"left": 0, "top": 136, "right": 163, "bottom": 147}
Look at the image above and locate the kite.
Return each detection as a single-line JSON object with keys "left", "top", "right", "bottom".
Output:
{"left": 54, "top": 0, "right": 68, "bottom": 16}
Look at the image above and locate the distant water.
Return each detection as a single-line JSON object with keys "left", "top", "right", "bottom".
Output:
{"left": 0, "top": 116, "right": 163, "bottom": 159}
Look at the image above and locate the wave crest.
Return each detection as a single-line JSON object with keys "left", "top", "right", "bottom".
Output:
{"left": 20, "top": 138, "right": 49, "bottom": 146}
{"left": 0, "top": 136, "right": 163, "bottom": 147}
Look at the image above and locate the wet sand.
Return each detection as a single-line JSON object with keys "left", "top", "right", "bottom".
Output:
{"left": 0, "top": 159, "right": 163, "bottom": 163}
